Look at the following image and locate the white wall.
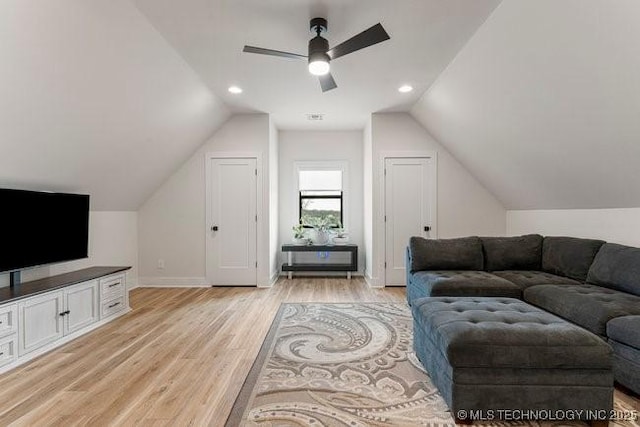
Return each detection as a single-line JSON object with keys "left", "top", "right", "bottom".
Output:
{"left": 507, "top": 208, "right": 640, "bottom": 247}
{"left": 0, "top": 211, "right": 138, "bottom": 289}
{"left": 138, "top": 114, "right": 275, "bottom": 286}
{"left": 269, "top": 118, "right": 280, "bottom": 283}
{"left": 363, "top": 119, "right": 374, "bottom": 281}
{"left": 367, "top": 113, "right": 506, "bottom": 286}
{"left": 278, "top": 130, "right": 365, "bottom": 274}
{"left": 0, "top": 0, "right": 229, "bottom": 210}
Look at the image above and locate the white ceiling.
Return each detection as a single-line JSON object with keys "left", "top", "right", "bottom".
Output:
{"left": 132, "top": 0, "right": 501, "bottom": 130}
{"left": 412, "top": 0, "right": 640, "bottom": 210}
{"left": 0, "top": 0, "right": 229, "bottom": 210}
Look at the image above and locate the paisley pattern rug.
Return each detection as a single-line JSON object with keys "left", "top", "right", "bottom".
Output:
{"left": 226, "top": 303, "right": 639, "bottom": 427}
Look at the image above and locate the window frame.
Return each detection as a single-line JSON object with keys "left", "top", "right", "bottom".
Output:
{"left": 299, "top": 190, "right": 343, "bottom": 228}
{"left": 294, "top": 161, "right": 348, "bottom": 229}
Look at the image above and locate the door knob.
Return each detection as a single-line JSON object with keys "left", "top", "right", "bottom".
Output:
{"left": 212, "top": 226, "right": 219, "bottom": 231}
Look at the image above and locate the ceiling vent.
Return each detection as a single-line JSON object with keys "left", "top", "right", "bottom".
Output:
{"left": 307, "top": 113, "right": 324, "bottom": 121}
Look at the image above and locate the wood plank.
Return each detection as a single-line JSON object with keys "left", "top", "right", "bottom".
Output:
{"left": 0, "top": 278, "right": 635, "bottom": 425}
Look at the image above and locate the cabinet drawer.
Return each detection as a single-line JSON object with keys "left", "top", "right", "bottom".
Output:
{"left": 100, "top": 274, "right": 125, "bottom": 299}
{"left": 0, "top": 335, "right": 17, "bottom": 368}
{"left": 101, "top": 296, "right": 125, "bottom": 319}
{"left": 0, "top": 304, "right": 18, "bottom": 338}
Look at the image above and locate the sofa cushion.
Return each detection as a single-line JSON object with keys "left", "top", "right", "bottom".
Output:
{"left": 493, "top": 270, "right": 580, "bottom": 290}
{"left": 542, "top": 236, "right": 605, "bottom": 281}
{"left": 412, "top": 297, "right": 611, "bottom": 369}
{"left": 480, "top": 234, "right": 542, "bottom": 271}
{"left": 408, "top": 270, "right": 521, "bottom": 302}
{"left": 409, "top": 236, "right": 483, "bottom": 272}
{"left": 607, "top": 316, "right": 640, "bottom": 349}
{"left": 587, "top": 243, "right": 640, "bottom": 296}
{"left": 524, "top": 284, "right": 640, "bottom": 336}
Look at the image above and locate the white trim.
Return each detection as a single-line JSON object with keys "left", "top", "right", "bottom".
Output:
{"left": 364, "top": 268, "right": 383, "bottom": 288}
{"left": 205, "top": 152, "right": 263, "bottom": 287}
{"left": 377, "top": 151, "right": 438, "bottom": 287}
{"left": 137, "top": 277, "right": 209, "bottom": 287}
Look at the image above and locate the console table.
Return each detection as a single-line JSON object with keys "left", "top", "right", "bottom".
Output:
{"left": 282, "top": 244, "right": 358, "bottom": 279}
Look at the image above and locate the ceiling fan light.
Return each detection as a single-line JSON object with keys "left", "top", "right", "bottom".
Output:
{"left": 308, "top": 60, "right": 330, "bottom": 76}
{"left": 308, "top": 50, "right": 330, "bottom": 76}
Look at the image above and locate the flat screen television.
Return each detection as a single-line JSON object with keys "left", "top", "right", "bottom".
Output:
{"left": 0, "top": 188, "right": 90, "bottom": 274}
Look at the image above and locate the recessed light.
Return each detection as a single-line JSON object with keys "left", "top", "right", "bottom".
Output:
{"left": 228, "top": 86, "right": 243, "bottom": 94}
{"left": 398, "top": 85, "right": 413, "bottom": 93}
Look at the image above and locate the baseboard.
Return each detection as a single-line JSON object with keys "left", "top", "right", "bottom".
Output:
{"left": 364, "top": 270, "right": 384, "bottom": 288}
{"left": 258, "top": 270, "right": 280, "bottom": 288}
{"left": 138, "top": 277, "right": 209, "bottom": 287}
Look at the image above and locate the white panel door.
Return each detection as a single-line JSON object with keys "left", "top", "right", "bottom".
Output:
{"left": 207, "top": 158, "right": 257, "bottom": 286}
{"left": 18, "top": 291, "right": 64, "bottom": 356}
{"left": 384, "top": 157, "right": 434, "bottom": 286}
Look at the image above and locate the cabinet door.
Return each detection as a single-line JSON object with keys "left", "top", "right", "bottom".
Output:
{"left": 0, "top": 304, "right": 17, "bottom": 339}
{"left": 65, "top": 280, "right": 99, "bottom": 335}
{"left": 18, "top": 292, "right": 64, "bottom": 356}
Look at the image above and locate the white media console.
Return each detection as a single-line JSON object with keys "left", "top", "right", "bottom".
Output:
{"left": 0, "top": 266, "right": 131, "bottom": 374}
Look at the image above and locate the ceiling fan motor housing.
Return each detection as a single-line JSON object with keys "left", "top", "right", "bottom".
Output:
{"left": 309, "top": 18, "right": 330, "bottom": 65}
{"left": 308, "top": 36, "right": 330, "bottom": 63}
{"left": 310, "top": 17, "right": 327, "bottom": 35}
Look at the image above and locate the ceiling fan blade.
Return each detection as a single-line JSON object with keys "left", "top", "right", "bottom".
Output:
{"left": 319, "top": 73, "right": 337, "bottom": 92}
{"left": 243, "top": 45, "right": 307, "bottom": 60}
{"left": 327, "top": 23, "right": 390, "bottom": 60}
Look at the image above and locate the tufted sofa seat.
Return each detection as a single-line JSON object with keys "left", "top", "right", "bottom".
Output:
{"left": 492, "top": 270, "right": 580, "bottom": 288}
{"left": 524, "top": 284, "right": 640, "bottom": 337}
{"left": 407, "top": 270, "right": 521, "bottom": 302}
{"left": 412, "top": 297, "right": 613, "bottom": 421}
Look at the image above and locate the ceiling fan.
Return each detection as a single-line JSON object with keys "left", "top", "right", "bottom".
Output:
{"left": 243, "top": 18, "right": 390, "bottom": 92}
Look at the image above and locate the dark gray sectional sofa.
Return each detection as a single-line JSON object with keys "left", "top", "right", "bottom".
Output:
{"left": 406, "top": 234, "right": 640, "bottom": 395}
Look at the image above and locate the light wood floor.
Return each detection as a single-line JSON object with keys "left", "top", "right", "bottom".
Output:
{"left": 0, "top": 278, "right": 405, "bottom": 426}
{"left": 1, "top": 279, "right": 638, "bottom": 426}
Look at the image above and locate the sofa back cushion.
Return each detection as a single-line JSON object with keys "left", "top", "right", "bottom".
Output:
{"left": 587, "top": 243, "right": 640, "bottom": 296}
{"left": 542, "top": 236, "right": 605, "bottom": 281}
{"left": 481, "top": 234, "right": 543, "bottom": 271}
{"left": 409, "top": 236, "right": 483, "bottom": 272}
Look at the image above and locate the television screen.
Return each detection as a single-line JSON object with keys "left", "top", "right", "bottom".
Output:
{"left": 0, "top": 189, "right": 90, "bottom": 273}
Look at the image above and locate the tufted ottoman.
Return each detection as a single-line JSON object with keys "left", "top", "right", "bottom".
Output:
{"left": 412, "top": 297, "right": 613, "bottom": 423}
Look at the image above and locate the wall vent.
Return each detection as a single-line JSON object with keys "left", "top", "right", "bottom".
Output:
{"left": 307, "top": 113, "right": 324, "bottom": 121}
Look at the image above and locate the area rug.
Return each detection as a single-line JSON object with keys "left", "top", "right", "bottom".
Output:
{"left": 226, "top": 303, "right": 639, "bottom": 427}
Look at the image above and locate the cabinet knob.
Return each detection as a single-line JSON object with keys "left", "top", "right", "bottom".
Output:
{"left": 424, "top": 226, "right": 431, "bottom": 232}
{"left": 211, "top": 225, "right": 219, "bottom": 232}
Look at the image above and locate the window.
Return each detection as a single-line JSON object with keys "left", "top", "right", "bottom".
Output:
{"left": 298, "top": 169, "right": 343, "bottom": 227}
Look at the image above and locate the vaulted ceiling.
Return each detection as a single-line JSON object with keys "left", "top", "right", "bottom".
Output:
{"left": 0, "top": 0, "right": 229, "bottom": 210}
{"left": 412, "top": 0, "right": 640, "bottom": 210}
{"left": 2, "top": 0, "right": 639, "bottom": 212}
{"left": 132, "top": 0, "right": 500, "bottom": 129}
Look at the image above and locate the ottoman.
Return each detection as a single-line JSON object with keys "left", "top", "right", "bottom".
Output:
{"left": 412, "top": 297, "right": 613, "bottom": 422}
